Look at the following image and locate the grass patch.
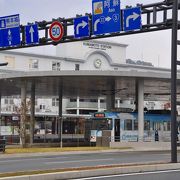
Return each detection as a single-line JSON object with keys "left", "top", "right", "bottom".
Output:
{"left": 5, "top": 146, "right": 131, "bottom": 154}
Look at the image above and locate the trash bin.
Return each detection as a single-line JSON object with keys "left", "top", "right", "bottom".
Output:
{"left": 0, "top": 136, "right": 6, "bottom": 153}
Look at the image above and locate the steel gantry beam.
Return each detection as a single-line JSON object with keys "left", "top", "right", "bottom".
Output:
{"left": 0, "top": 0, "right": 176, "bottom": 51}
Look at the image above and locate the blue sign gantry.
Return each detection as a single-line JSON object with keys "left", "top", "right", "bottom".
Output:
{"left": 123, "top": 7, "right": 141, "bottom": 32}
{"left": 25, "top": 24, "right": 39, "bottom": 44}
{"left": 74, "top": 16, "right": 89, "bottom": 38}
{"left": 0, "top": 14, "right": 21, "bottom": 47}
{"left": 92, "top": 0, "right": 121, "bottom": 35}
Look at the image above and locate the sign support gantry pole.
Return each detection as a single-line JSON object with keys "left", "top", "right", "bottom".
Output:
{"left": 171, "top": 0, "right": 178, "bottom": 163}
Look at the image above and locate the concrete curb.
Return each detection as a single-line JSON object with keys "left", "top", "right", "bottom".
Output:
{"left": 1, "top": 148, "right": 179, "bottom": 159}
{"left": 0, "top": 163, "right": 180, "bottom": 180}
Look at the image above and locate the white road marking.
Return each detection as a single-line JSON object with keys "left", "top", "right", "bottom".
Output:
{"left": 0, "top": 157, "right": 68, "bottom": 163}
{"left": 45, "top": 158, "right": 114, "bottom": 164}
{"left": 72, "top": 169, "right": 180, "bottom": 179}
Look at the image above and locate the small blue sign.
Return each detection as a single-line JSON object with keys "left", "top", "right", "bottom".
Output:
{"left": 74, "top": 16, "right": 89, "bottom": 38}
{"left": 92, "top": 0, "right": 121, "bottom": 35}
{"left": 0, "top": 14, "right": 20, "bottom": 47}
{"left": 0, "top": 14, "right": 20, "bottom": 29}
{"left": 25, "top": 24, "right": 39, "bottom": 44}
{"left": 123, "top": 7, "right": 141, "bottom": 32}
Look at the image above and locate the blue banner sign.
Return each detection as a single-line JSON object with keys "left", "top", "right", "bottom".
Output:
{"left": 92, "top": 0, "right": 121, "bottom": 35}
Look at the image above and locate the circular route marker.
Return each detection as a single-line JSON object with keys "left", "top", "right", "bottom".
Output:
{"left": 49, "top": 21, "right": 64, "bottom": 42}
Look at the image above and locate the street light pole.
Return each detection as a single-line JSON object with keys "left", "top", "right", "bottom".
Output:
{"left": 171, "top": 0, "right": 178, "bottom": 163}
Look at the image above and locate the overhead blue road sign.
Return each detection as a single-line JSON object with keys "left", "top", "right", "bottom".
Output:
{"left": 123, "top": 7, "right": 141, "bottom": 32}
{"left": 74, "top": 16, "right": 89, "bottom": 38}
{"left": 25, "top": 24, "right": 39, "bottom": 44}
{"left": 0, "top": 27, "right": 20, "bottom": 47}
{"left": 92, "top": 0, "right": 121, "bottom": 35}
{"left": 0, "top": 14, "right": 20, "bottom": 47}
{"left": 0, "top": 14, "right": 20, "bottom": 29}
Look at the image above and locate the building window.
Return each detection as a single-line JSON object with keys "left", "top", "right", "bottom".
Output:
{"left": 40, "top": 104, "right": 45, "bottom": 110}
{"left": 52, "top": 61, "right": 61, "bottom": 71}
{"left": 70, "top": 99, "right": 77, "bottom": 102}
{"left": 100, "top": 99, "right": 105, "bottom": 103}
{"left": 144, "top": 120, "right": 150, "bottom": 130}
{"left": 35, "top": 99, "right": 38, "bottom": 106}
{"left": 124, "top": 119, "right": 132, "bottom": 130}
{"left": 90, "top": 99, "right": 98, "bottom": 103}
{"left": 134, "top": 120, "right": 138, "bottom": 130}
{"left": 75, "top": 64, "right": 80, "bottom": 71}
{"left": 4, "top": 98, "right": 14, "bottom": 105}
{"left": 29, "top": 59, "right": 39, "bottom": 69}
{"left": 52, "top": 98, "right": 59, "bottom": 107}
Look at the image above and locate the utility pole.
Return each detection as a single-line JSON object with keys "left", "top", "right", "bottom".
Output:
{"left": 171, "top": 0, "right": 178, "bottom": 163}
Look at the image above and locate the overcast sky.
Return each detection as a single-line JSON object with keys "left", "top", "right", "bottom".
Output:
{"left": 0, "top": 0, "right": 175, "bottom": 68}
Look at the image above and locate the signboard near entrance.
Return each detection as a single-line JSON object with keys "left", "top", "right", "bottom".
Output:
{"left": 92, "top": 0, "right": 121, "bottom": 35}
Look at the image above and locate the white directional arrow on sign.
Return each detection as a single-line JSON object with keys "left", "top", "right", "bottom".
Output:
{"left": 8, "top": 29, "right": 12, "bottom": 45}
{"left": 105, "top": 16, "right": 111, "bottom": 22}
{"left": 94, "top": 16, "right": 112, "bottom": 32}
{"left": 76, "top": 20, "right": 88, "bottom": 35}
{"left": 94, "top": 19, "right": 100, "bottom": 32}
{"left": 29, "top": 26, "right": 34, "bottom": 43}
{"left": 126, "top": 12, "right": 140, "bottom": 28}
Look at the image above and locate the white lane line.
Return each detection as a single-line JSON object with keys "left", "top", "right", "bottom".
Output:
{"left": 45, "top": 158, "right": 114, "bottom": 164}
{"left": 0, "top": 157, "right": 68, "bottom": 163}
{"left": 72, "top": 169, "right": 180, "bottom": 179}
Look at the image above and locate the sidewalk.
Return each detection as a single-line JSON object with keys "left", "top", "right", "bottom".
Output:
{"left": 0, "top": 142, "right": 180, "bottom": 159}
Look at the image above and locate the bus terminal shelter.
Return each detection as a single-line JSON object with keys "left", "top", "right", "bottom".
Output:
{"left": 0, "top": 64, "right": 180, "bottom": 146}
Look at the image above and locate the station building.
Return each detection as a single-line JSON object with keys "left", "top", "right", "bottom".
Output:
{"left": 0, "top": 40, "right": 173, "bottom": 145}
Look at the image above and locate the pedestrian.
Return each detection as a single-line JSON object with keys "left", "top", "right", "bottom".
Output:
{"left": 155, "top": 129, "right": 159, "bottom": 141}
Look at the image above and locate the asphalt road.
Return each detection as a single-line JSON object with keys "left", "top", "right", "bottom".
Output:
{"left": 0, "top": 151, "right": 179, "bottom": 173}
{"left": 73, "top": 169, "right": 180, "bottom": 180}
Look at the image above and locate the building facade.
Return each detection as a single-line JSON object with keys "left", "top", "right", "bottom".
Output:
{"left": 0, "top": 40, "right": 170, "bottom": 144}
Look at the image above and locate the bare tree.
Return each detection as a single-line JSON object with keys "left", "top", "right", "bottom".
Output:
{"left": 15, "top": 100, "right": 31, "bottom": 148}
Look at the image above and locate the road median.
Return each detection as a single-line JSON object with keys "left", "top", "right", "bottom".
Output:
{"left": 0, "top": 161, "right": 180, "bottom": 180}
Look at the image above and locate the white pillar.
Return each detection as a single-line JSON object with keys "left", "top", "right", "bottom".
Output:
{"left": 30, "top": 82, "right": 35, "bottom": 145}
{"left": 98, "top": 97, "right": 101, "bottom": 111}
{"left": 117, "top": 99, "right": 120, "bottom": 108}
{"left": 138, "top": 79, "right": 144, "bottom": 142}
{"left": 77, "top": 96, "right": 80, "bottom": 115}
